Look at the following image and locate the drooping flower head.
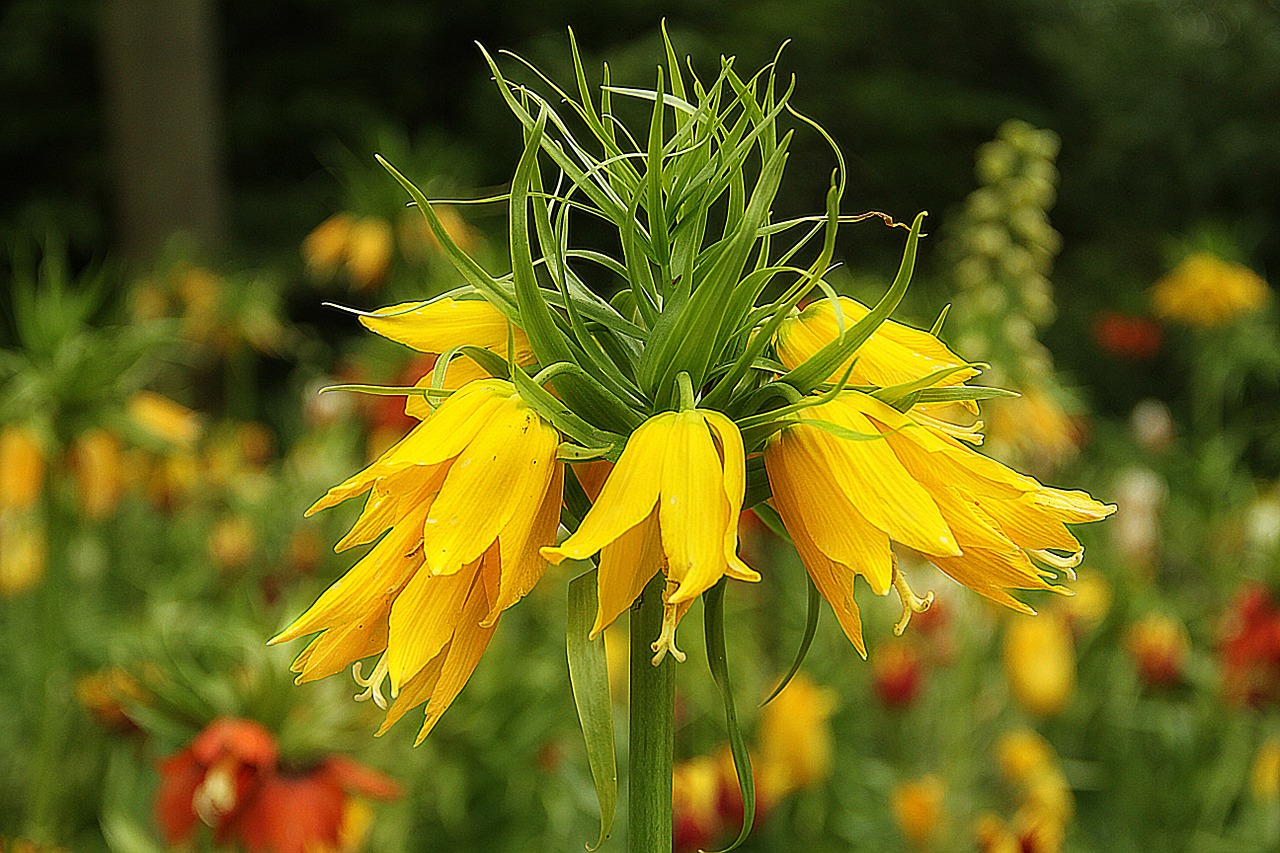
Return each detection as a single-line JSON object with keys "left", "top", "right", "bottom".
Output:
{"left": 155, "top": 717, "right": 400, "bottom": 853}
{"left": 273, "top": 38, "right": 1114, "bottom": 849}
{"left": 543, "top": 407, "right": 758, "bottom": 662}
{"left": 271, "top": 379, "right": 562, "bottom": 741}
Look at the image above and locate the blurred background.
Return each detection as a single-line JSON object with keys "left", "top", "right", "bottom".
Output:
{"left": 1, "top": 1, "right": 1279, "bottom": 851}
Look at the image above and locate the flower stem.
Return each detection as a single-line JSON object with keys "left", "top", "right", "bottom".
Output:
{"left": 629, "top": 571, "right": 674, "bottom": 853}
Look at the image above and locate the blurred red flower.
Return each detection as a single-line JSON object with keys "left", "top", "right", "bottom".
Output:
{"left": 1092, "top": 311, "right": 1162, "bottom": 360}
{"left": 155, "top": 717, "right": 401, "bottom": 853}
{"left": 1220, "top": 584, "right": 1280, "bottom": 706}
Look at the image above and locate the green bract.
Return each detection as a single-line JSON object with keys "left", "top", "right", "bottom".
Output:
{"left": 374, "top": 31, "right": 990, "bottom": 477}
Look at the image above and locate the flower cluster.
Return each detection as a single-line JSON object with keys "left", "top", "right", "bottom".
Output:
{"left": 275, "top": 40, "right": 1112, "bottom": 750}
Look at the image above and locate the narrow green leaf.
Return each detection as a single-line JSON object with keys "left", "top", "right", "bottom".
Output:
{"left": 377, "top": 156, "right": 519, "bottom": 319}
{"left": 703, "top": 580, "right": 755, "bottom": 853}
{"left": 510, "top": 109, "right": 577, "bottom": 369}
{"left": 567, "top": 569, "right": 618, "bottom": 852}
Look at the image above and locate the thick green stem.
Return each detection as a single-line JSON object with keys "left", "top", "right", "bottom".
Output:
{"left": 629, "top": 572, "right": 674, "bottom": 853}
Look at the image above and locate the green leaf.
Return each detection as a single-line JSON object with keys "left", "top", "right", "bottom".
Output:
{"left": 510, "top": 108, "right": 577, "bottom": 369}
{"left": 567, "top": 568, "right": 618, "bottom": 852}
{"left": 512, "top": 364, "right": 621, "bottom": 457}
{"left": 376, "top": 156, "right": 518, "bottom": 320}
{"left": 741, "top": 502, "right": 825, "bottom": 707}
{"left": 703, "top": 580, "right": 755, "bottom": 852}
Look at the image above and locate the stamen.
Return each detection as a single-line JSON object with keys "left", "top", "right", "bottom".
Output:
{"left": 892, "top": 558, "right": 935, "bottom": 636}
{"left": 351, "top": 653, "right": 398, "bottom": 710}
{"left": 650, "top": 580, "right": 688, "bottom": 665}
{"left": 1027, "top": 548, "right": 1082, "bottom": 581}
{"left": 193, "top": 759, "right": 237, "bottom": 826}
{"left": 912, "top": 410, "right": 985, "bottom": 444}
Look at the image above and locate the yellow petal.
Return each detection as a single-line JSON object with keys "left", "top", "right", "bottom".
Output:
{"left": 661, "top": 411, "right": 732, "bottom": 604}
{"left": 794, "top": 397, "right": 958, "bottom": 558}
{"left": 270, "top": 505, "right": 426, "bottom": 645}
{"left": 307, "top": 381, "right": 508, "bottom": 515}
{"left": 765, "top": 432, "right": 894, "bottom": 595}
{"left": 776, "top": 296, "right": 977, "bottom": 388}
{"left": 542, "top": 414, "right": 670, "bottom": 564}
{"left": 702, "top": 411, "right": 760, "bottom": 583}
{"left": 771, "top": 496, "right": 866, "bottom": 657}
{"left": 414, "top": 577, "right": 499, "bottom": 744}
{"left": 360, "top": 298, "right": 535, "bottom": 363}
{"left": 593, "top": 511, "right": 663, "bottom": 638}
{"left": 386, "top": 561, "right": 479, "bottom": 690}
{"left": 486, "top": 460, "right": 565, "bottom": 624}
{"left": 423, "top": 398, "right": 560, "bottom": 575}
{"left": 292, "top": 618, "right": 389, "bottom": 684}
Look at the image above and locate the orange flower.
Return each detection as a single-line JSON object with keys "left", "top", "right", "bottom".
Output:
{"left": 155, "top": 718, "right": 400, "bottom": 853}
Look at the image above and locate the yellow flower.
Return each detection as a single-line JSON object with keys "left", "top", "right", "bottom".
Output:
{"left": 0, "top": 511, "right": 46, "bottom": 596}
{"left": 764, "top": 390, "right": 1113, "bottom": 653}
{"left": 891, "top": 774, "right": 945, "bottom": 848}
{"left": 128, "top": 391, "right": 201, "bottom": 450}
{"left": 0, "top": 424, "right": 45, "bottom": 511}
{"left": 1124, "top": 612, "right": 1189, "bottom": 687}
{"left": 1251, "top": 736, "right": 1280, "bottom": 800}
{"left": 1150, "top": 252, "right": 1269, "bottom": 327}
{"left": 1004, "top": 612, "right": 1076, "bottom": 717}
{"left": 542, "top": 409, "right": 760, "bottom": 661}
{"left": 345, "top": 216, "right": 395, "bottom": 291}
{"left": 70, "top": 429, "right": 125, "bottom": 520}
{"left": 776, "top": 296, "right": 977, "bottom": 390}
{"left": 985, "top": 386, "right": 1078, "bottom": 472}
{"left": 758, "top": 674, "right": 836, "bottom": 794}
{"left": 303, "top": 212, "right": 357, "bottom": 278}
{"left": 361, "top": 297, "right": 537, "bottom": 418}
{"left": 271, "top": 379, "right": 563, "bottom": 742}
{"left": 996, "top": 729, "right": 1057, "bottom": 786}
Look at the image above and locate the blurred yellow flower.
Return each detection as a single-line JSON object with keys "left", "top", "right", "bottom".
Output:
{"left": 398, "top": 204, "right": 480, "bottom": 259}
{"left": 303, "top": 212, "right": 357, "bottom": 278}
{"left": 974, "top": 812, "right": 1020, "bottom": 853}
{"left": 345, "top": 216, "right": 395, "bottom": 291}
{"left": 543, "top": 408, "right": 760, "bottom": 662}
{"left": 127, "top": 391, "right": 201, "bottom": 451}
{"left": 1250, "top": 736, "right": 1280, "bottom": 800}
{"left": 1004, "top": 612, "right": 1076, "bottom": 717}
{"left": 1150, "top": 252, "right": 1269, "bottom": 327}
{"left": 994, "top": 728, "right": 1073, "bottom": 852}
{"left": 891, "top": 774, "right": 944, "bottom": 848}
{"left": 0, "top": 424, "right": 45, "bottom": 511}
{"left": 1061, "top": 568, "right": 1112, "bottom": 629}
{"left": 0, "top": 512, "right": 46, "bottom": 596}
{"left": 765, "top": 390, "right": 1113, "bottom": 654}
{"left": 996, "top": 729, "right": 1057, "bottom": 786}
{"left": 985, "top": 386, "right": 1078, "bottom": 473}
{"left": 272, "top": 379, "right": 563, "bottom": 743}
{"left": 208, "top": 515, "right": 256, "bottom": 573}
{"left": 70, "top": 429, "right": 125, "bottom": 520}
{"left": 758, "top": 674, "right": 836, "bottom": 795}
{"left": 1125, "top": 612, "right": 1189, "bottom": 687}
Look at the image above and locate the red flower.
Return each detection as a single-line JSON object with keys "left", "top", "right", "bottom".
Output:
{"left": 873, "top": 642, "right": 923, "bottom": 709}
{"left": 155, "top": 718, "right": 400, "bottom": 853}
{"left": 1092, "top": 311, "right": 1163, "bottom": 360}
{"left": 1220, "top": 584, "right": 1280, "bottom": 706}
